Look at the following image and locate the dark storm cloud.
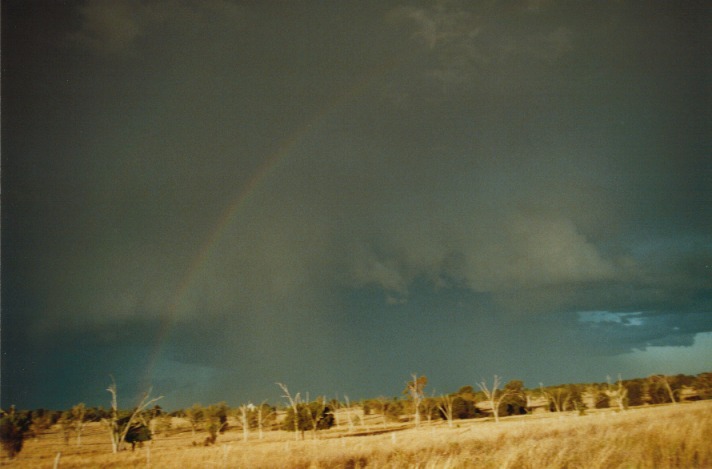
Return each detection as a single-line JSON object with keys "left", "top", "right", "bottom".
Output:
{"left": 2, "top": 1, "right": 710, "bottom": 409}
{"left": 69, "top": 0, "right": 248, "bottom": 56}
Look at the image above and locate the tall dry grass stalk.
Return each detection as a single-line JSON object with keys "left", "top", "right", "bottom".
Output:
{"left": 3, "top": 400, "right": 710, "bottom": 468}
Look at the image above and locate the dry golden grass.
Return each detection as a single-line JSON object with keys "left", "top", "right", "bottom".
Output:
{"left": 3, "top": 400, "right": 711, "bottom": 468}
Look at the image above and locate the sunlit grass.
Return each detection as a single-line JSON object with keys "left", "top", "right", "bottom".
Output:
{"left": 3, "top": 400, "right": 711, "bottom": 468}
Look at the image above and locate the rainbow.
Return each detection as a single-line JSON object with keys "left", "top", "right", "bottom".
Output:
{"left": 138, "top": 55, "right": 409, "bottom": 392}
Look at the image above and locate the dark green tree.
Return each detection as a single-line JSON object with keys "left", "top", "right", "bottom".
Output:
{"left": 120, "top": 417, "right": 152, "bottom": 451}
{"left": 502, "top": 380, "right": 528, "bottom": 415}
{"left": 383, "top": 399, "right": 404, "bottom": 422}
{"left": 282, "top": 404, "right": 310, "bottom": 437}
{"left": 84, "top": 406, "right": 109, "bottom": 422}
{"left": 693, "top": 372, "right": 712, "bottom": 400}
{"left": 148, "top": 405, "right": 164, "bottom": 420}
{"left": 457, "top": 385, "right": 476, "bottom": 396}
{"left": 368, "top": 396, "right": 402, "bottom": 426}
{"left": 626, "top": 380, "right": 645, "bottom": 407}
{"left": 203, "top": 402, "right": 229, "bottom": 445}
{"left": 184, "top": 404, "right": 204, "bottom": 439}
{"left": 593, "top": 388, "right": 610, "bottom": 409}
{"left": 28, "top": 408, "right": 59, "bottom": 436}
{"left": 282, "top": 399, "right": 334, "bottom": 439}
{"left": 451, "top": 396, "right": 478, "bottom": 419}
{"left": 567, "top": 384, "right": 585, "bottom": 412}
{"left": 1, "top": 407, "right": 31, "bottom": 459}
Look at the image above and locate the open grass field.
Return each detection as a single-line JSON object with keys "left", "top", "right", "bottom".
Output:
{"left": 3, "top": 400, "right": 711, "bottom": 468}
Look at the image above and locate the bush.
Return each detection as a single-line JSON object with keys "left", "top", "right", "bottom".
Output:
{"left": 0, "top": 407, "right": 31, "bottom": 458}
{"left": 124, "top": 423, "right": 152, "bottom": 450}
{"left": 282, "top": 401, "right": 335, "bottom": 435}
{"left": 452, "top": 396, "right": 478, "bottom": 419}
{"left": 203, "top": 402, "right": 229, "bottom": 445}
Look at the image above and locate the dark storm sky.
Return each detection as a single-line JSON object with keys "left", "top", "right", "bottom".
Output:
{"left": 2, "top": 1, "right": 711, "bottom": 410}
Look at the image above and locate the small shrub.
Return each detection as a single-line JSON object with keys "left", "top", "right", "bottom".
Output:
{"left": 125, "top": 423, "right": 152, "bottom": 451}
{"left": 0, "top": 407, "right": 30, "bottom": 459}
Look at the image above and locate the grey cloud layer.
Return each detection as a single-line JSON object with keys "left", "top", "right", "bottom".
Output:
{"left": 27, "top": 1, "right": 708, "bottom": 329}
{"left": 3, "top": 0, "right": 710, "bottom": 408}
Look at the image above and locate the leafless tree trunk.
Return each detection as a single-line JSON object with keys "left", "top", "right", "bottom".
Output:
{"left": 59, "top": 415, "right": 72, "bottom": 445}
{"left": 277, "top": 383, "right": 301, "bottom": 441}
{"left": 422, "top": 395, "right": 437, "bottom": 425}
{"left": 539, "top": 384, "right": 570, "bottom": 413}
{"left": 70, "top": 403, "right": 86, "bottom": 446}
{"left": 343, "top": 395, "right": 355, "bottom": 433}
{"left": 106, "top": 380, "right": 120, "bottom": 453}
{"left": 376, "top": 397, "right": 389, "bottom": 429}
{"left": 437, "top": 394, "right": 455, "bottom": 428}
{"left": 539, "top": 384, "right": 556, "bottom": 412}
{"left": 257, "top": 405, "right": 265, "bottom": 440}
{"left": 256, "top": 401, "right": 272, "bottom": 440}
{"left": 653, "top": 375, "right": 678, "bottom": 404}
{"left": 607, "top": 375, "right": 628, "bottom": 411}
{"left": 478, "top": 375, "right": 510, "bottom": 423}
{"left": 405, "top": 374, "right": 427, "bottom": 428}
{"left": 105, "top": 377, "right": 163, "bottom": 453}
{"left": 237, "top": 405, "right": 250, "bottom": 442}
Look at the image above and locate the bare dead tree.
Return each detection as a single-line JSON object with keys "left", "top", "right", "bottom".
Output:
{"left": 437, "top": 394, "right": 455, "bottom": 428}
{"left": 539, "top": 384, "right": 570, "bottom": 413}
{"left": 652, "top": 375, "right": 678, "bottom": 404}
{"left": 58, "top": 414, "right": 72, "bottom": 445}
{"left": 607, "top": 374, "right": 628, "bottom": 411}
{"left": 405, "top": 374, "right": 428, "bottom": 427}
{"left": 105, "top": 379, "right": 121, "bottom": 453}
{"left": 526, "top": 388, "right": 547, "bottom": 413}
{"left": 105, "top": 377, "right": 163, "bottom": 453}
{"left": 276, "top": 383, "right": 301, "bottom": 441}
{"left": 478, "top": 375, "right": 511, "bottom": 423}
{"left": 237, "top": 404, "right": 251, "bottom": 442}
{"left": 255, "top": 401, "right": 273, "bottom": 440}
{"left": 70, "top": 403, "right": 86, "bottom": 446}
{"left": 343, "top": 395, "right": 356, "bottom": 433}
{"left": 375, "top": 396, "right": 390, "bottom": 429}
{"left": 422, "top": 394, "right": 438, "bottom": 425}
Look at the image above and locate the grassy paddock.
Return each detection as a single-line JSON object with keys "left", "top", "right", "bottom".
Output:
{"left": 3, "top": 400, "right": 711, "bottom": 468}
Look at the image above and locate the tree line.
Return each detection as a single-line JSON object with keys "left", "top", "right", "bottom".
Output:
{"left": 2, "top": 371, "right": 711, "bottom": 458}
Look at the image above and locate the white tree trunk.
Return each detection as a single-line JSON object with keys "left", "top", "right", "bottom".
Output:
{"left": 478, "top": 375, "right": 510, "bottom": 423}
{"left": 277, "top": 383, "right": 301, "bottom": 441}
{"left": 437, "top": 395, "right": 455, "bottom": 428}
{"left": 239, "top": 406, "right": 249, "bottom": 442}
{"left": 105, "top": 378, "right": 163, "bottom": 453}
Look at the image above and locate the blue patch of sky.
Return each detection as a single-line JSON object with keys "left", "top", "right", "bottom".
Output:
{"left": 578, "top": 310, "right": 644, "bottom": 327}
